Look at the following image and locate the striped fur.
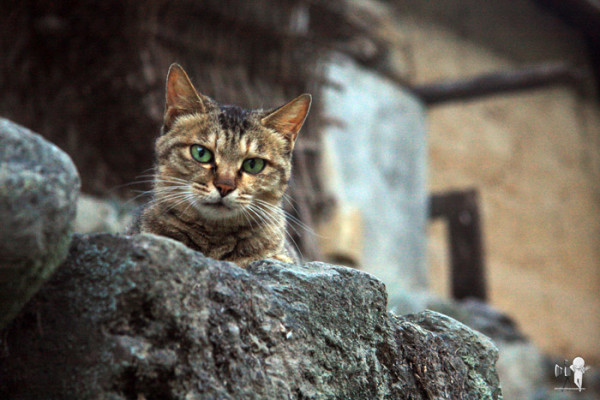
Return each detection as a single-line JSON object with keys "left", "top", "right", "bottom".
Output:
{"left": 132, "top": 64, "right": 311, "bottom": 267}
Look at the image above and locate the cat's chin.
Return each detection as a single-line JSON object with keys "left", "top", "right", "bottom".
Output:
{"left": 194, "top": 202, "right": 244, "bottom": 222}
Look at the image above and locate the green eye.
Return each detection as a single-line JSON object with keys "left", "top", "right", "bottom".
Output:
{"left": 190, "top": 145, "right": 213, "bottom": 163}
{"left": 242, "top": 158, "right": 266, "bottom": 174}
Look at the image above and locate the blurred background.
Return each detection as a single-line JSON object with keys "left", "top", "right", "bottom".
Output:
{"left": 2, "top": 0, "right": 599, "bottom": 398}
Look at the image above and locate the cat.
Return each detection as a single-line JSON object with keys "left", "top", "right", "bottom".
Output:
{"left": 128, "top": 63, "right": 311, "bottom": 268}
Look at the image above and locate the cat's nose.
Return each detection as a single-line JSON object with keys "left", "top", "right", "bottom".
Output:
{"left": 215, "top": 179, "right": 235, "bottom": 197}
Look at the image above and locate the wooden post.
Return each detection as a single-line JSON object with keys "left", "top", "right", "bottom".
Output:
{"left": 430, "top": 189, "right": 487, "bottom": 301}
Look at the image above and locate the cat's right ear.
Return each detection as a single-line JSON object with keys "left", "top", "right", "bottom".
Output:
{"left": 164, "top": 63, "right": 210, "bottom": 131}
{"left": 260, "top": 94, "right": 312, "bottom": 143}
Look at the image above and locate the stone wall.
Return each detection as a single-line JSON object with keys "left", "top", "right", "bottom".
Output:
{"left": 384, "top": 0, "right": 600, "bottom": 361}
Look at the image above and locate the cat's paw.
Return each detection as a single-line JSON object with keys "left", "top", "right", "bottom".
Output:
{"left": 271, "top": 254, "right": 293, "bottom": 264}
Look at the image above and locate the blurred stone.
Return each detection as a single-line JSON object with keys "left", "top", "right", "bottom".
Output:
{"left": 428, "top": 298, "right": 526, "bottom": 342}
{"left": 0, "top": 118, "right": 80, "bottom": 328}
{"left": 75, "top": 194, "right": 131, "bottom": 234}
{"left": 496, "top": 341, "right": 544, "bottom": 400}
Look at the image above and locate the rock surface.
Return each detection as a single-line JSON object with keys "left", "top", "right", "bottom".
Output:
{"left": 390, "top": 290, "right": 545, "bottom": 399}
{"left": 0, "top": 233, "right": 502, "bottom": 399}
{"left": 0, "top": 118, "right": 80, "bottom": 328}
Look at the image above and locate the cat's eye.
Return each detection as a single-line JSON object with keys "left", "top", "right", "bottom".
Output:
{"left": 190, "top": 145, "right": 213, "bottom": 163}
{"left": 242, "top": 158, "right": 266, "bottom": 174}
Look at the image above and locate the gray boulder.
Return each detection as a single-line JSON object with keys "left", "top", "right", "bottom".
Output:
{"left": 0, "top": 233, "right": 502, "bottom": 399}
{"left": 0, "top": 118, "right": 80, "bottom": 328}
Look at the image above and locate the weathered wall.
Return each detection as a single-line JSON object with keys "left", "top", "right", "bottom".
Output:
{"left": 384, "top": 0, "right": 600, "bottom": 360}
{"left": 321, "top": 57, "right": 428, "bottom": 296}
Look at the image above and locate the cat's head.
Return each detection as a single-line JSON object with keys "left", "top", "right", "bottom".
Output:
{"left": 153, "top": 63, "right": 311, "bottom": 223}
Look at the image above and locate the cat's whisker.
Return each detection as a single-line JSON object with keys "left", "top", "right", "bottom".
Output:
{"left": 106, "top": 167, "right": 157, "bottom": 192}
{"left": 180, "top": 191, "right": 202, "bottom": 215}
{"left": 109, "top": 180, "right": 156, "bottom": 191}
{"left": 250, "top": 202, "right": 287, "bottom": 231}
{"left": 245, "top": 204, "right": 274, "bottom": 229}
{"left": 251, "top": 204, "right": 312, "bottom": 258}
{"left": 239, "top": 207, "right": 258, "bottom": 230}
{"left": 121, "top": 182, "right": 192, "bottom": 203}
{"left": 120, "top": 177, "right": 204, "bottom": 209}
{"left": 151, "top": 185, "right": 189, "bottom": 195}
{"left": 280, "top": 193, "right": 309, "bottom": 228}
{"left": 145, "top": 197, "right": 184, "bottom": 211}
{"left": 123, "top": 189, "right": 156, "bottom": 205}
{"left": 126, "top": 184, "right": 192, "bottom": 208}
{"left": 233, "top": 199, "right": 259, "bottom": 227}
{"left": 163, "top": 177, "right": 202, "bottom": 187}
{"left": 133, "top": 175, "right": 198, "bottom": 189}
{"left": 153, "top": 185, "right": 194, "bottom": 194}
{"left": 137, "top": 173, "right": 186, "bottom": 182}
{"left": 161, "top": 193, "right": 196, "bottom": 213}
{"left": 246, "top": 212, "right": 285, "bottom": 248}
{"left": 145, "top": 190, "right": 194, "bottom": 209}
{"left": 248, "top": 203, "right": 303, "bottom": 260}
{"left": 281, "top": 192, "right": 301, "bottom": 214}
{"left": 153, "top": 179, "right": 190, "bottom": 186}
{"left": 113, "top": 170, "right": 188, "bottom": 192}
{"left": 154, "top": 182, "right": 197, "bottom": 190}
{"left": 242, "top": 206, "right": 268, "bottom": 235}
{"left": 253, "top": 198, "right": 320, "bottom": 238}
{"left": 155, "top": 190, "right": 194, "bottom": 203}
{"left": 247, "top": 204, "right": 288, "bottom": 242}
{"left": 264, "top": 202, "right": 318, "bottom": 236}
{"left": 137, "top": 166, "right": 158, "bottom": 175}
{"left": 190, "top": 196, "right": 202, "bottom": 216}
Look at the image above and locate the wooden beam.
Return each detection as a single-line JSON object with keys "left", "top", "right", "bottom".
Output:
{"left": 411, "top": 62, "right": 587, "bottom": 106}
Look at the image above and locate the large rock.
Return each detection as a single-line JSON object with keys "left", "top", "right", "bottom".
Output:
{"left": 0, "top": 118, "right": 80, "bottom": 328}
{"left": 0, "top": 233, "right": 502, "bottom": 399}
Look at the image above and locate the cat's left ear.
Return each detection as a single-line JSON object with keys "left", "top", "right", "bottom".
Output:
{"left": 164, "top": 63, "right": 211, "bottom": 131}
{"left": 261, "top": 94, "right": 312, "bottom": 143}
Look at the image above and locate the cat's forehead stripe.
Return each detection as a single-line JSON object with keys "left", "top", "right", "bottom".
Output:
{"left": 218, "top": 105, "right": 250, "bottom": 136}
{"left": 241, "top": 136, "right": 250, "bottom": 155}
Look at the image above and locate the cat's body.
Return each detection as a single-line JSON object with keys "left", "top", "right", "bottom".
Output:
{"left": 128, "top": 64, "right": 311, "bottom": 268}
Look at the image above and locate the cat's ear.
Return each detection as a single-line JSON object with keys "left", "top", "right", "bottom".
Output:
{"left": 164, "top": 63, "right": 210, "bottom": 130}
{"left": 260, "top": 94, "right": 312, "bottom": 142}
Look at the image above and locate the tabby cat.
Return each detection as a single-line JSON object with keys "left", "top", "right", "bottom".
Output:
{"left": 129, "top": 63, "right": 311, "bottom": 268}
